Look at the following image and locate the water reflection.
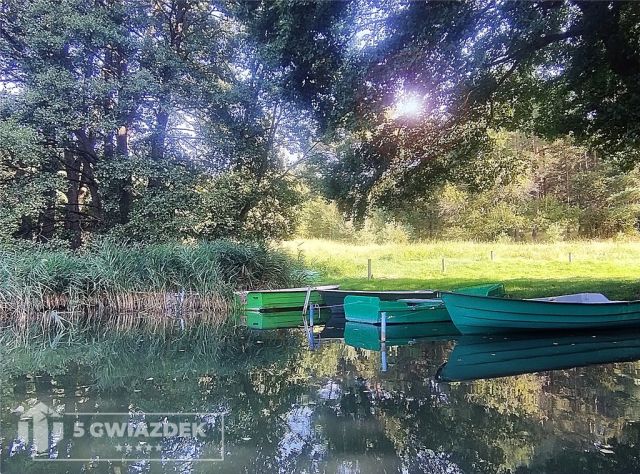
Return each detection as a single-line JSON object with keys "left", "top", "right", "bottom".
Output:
{"left": 437, "top": 330, "right": 640, "bottom": 382}
{"left": 1, "top": 325, "right": 640, "bottom": 473}
{"left": 343, "top": 322, "right": 459, "bottom": 351}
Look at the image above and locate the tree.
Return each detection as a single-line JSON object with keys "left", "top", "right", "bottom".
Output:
{"left": 309, "top": 1, "right": 640, "bottom": 217}
{"left": 0, "top": 0, "right": 320, "bottom": 246}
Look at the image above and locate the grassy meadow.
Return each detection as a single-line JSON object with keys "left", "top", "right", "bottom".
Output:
{"left": 285, "top": 239, "right": 640, "bottom": 300}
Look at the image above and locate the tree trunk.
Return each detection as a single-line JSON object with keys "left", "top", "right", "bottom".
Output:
{"left": 14, "top": 216, "right": 35, "bottom": 240}
{"left": 74, "top": 130, "right": 104, "bottom": 228}
{"left": 64, "top": 149, "right": 82, "bottom": 248}
{"left": 37, "top": 157, "right": 58, "bottom": 243}
{"left": 38, "top": 187, "right": 57, "bottom": 243}
{"left": 116, "top": 125, "right": 133, "bottom": 224}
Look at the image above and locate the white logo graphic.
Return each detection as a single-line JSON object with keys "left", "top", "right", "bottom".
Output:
{"left": 17, "top": 402, "right": 64, "bottom": 456}
{"left": 12, "top": 403, "right": 225, "bottom": 462}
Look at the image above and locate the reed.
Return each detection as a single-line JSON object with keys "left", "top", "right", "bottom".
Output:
{"left": 0, "top": 240, "right": 302, "bottom": 334}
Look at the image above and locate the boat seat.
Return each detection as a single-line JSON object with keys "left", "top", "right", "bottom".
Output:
{"left": 397, "top": 298, "right": 443, "bottom": 305}
{"left": 528, "top": 293, "right": 611, "bottom": 303}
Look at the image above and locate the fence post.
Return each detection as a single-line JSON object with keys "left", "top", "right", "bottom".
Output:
{"left": 569, "top": 252, "right": 572, "bottom": 263}
{"left": 490, "top": 250, "right": 494, "bottom": 261}
{"left": 367, "top": 258, "right": 372, "bottom": 280}
{"left": 441, "top": 258, "right": 446, "bottom": 273}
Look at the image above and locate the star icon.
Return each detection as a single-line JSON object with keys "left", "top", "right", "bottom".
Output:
{"left": 155, "top": 444, "right": 162, "bottom": 452}
{"left": 115, "top": 444, "right": 123, "bottom": 452}
{"left": 125, "top": 444, "right": 133, "bottom": 454}
{"left": 136, "top": 444, "right": 143, "bottom": 452}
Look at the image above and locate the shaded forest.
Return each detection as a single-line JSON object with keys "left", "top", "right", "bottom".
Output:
{"left": 2, "top": 1, "right": 640, "bottom": 247}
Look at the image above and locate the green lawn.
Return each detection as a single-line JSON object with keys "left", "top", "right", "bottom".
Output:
{"left": 282, "top": 239, "right": 640, "bottom": 300}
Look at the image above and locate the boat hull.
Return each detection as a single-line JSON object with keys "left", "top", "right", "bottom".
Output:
{"left": 441, "top": 292, "right": 640, "bottom": 334}
{"left": 320, "top": 284, "right": 504, "bottom": 316}
{"left": 344, "top": 295, "right": 450, "bottom": 324}
{"left": 238, "top": 285, "right": 338, "bottom": 310}
{"left": 319, "top": 289, "right": 439, "bottom": 315}
{"left": 342, "top": 284, "right": 505, "bottom": 325}
{"left": 437, "top": 331, "right": 640, "bottom": 381}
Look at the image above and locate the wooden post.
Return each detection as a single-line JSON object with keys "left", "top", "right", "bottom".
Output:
{"left": 367, "top": 258, "right": 372, "bottom": 280}
{"left": 441, "top": 258, "right": 446, "bottom": 273}
{"left": 569, "top": 252, "right": 572, "bottom": 263}
{"left": 490, "top": 250, "right": 494, "bottom": 261}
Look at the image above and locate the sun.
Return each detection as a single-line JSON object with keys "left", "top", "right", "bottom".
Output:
{"left": 390, "top": 93, "right": 424, "bottom": 119}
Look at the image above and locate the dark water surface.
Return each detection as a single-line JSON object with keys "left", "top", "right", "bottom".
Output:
{"left": 1, "top": 327, "right": 640, "bottom": 473}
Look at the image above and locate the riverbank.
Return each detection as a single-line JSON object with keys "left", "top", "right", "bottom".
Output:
{"left": 286, "top": 239, "right": 640, "bottom": 300}
{"left": 3, "top": 238, "right": 639, "bottom": 338}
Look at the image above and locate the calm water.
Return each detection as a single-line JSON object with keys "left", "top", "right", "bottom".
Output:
{"left": 1, "top": 324, "right": 640, "bottom": 473}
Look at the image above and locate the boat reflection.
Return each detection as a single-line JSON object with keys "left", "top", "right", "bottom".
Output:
{"left": 344, "top": 321, "right": 459, "bottom": 372}
{"left": 436, "top": 330, "right": 640, "bottom": 382}
{"left": 344, "top": 321, "right": 459, "bottom": 351}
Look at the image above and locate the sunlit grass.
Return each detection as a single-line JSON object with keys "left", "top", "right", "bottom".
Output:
{"left": 283, "top": 239, "right": 640, "bottom": 300}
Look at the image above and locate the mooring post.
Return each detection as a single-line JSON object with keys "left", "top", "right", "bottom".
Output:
{"left": 367, "top": 258, "right": 372, "bottom": 280}
{"left": 308, "top": 304, "right": 315, "bottom": 349}
{"left": 380, "top": 343, "right": 388, "bottom": 372}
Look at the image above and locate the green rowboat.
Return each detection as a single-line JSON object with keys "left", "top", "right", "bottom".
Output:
{"left": 319, "top": 289, "right": 439, "bottom": 316}
{"left": 344, "top": 321, "right": 459, "bottom": 351}
{"left": 441, "top": 291, "right": 640, "bottom": 334}
{"left": 237, "top": 285, "right": 337, "bottom": 329}
{"left": 344, "top": 283, "right": 505, "bottom": 325}
{"left": 237, "top": 285, "right": 338, "bottom": 310}
{"left": 436, "top": 330, "right": 640, "bottom": 382}
{"left": 344, "top": 295, "right": 449, "bottom": 324}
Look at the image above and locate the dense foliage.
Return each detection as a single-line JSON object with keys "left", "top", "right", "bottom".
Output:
{"left": 0, "top": 0, "right": 342, "bottom": 246}
{"left": 299, "top": 133, "right": 640, "bottom": 241}
{"left": 2, "top": 1, "right": 640, "bottom": 247}
{"left": 316, "top": 1, "right": 640, "bottom": 217}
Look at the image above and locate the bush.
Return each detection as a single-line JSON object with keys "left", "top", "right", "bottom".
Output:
{"left": 378, "top": 222, "right": 411, "bottom": 244}
{"left": 542, "top": 222, "right": 566, "bottom": 243}
{"left": 296, "top": 198, "right": 356, "bottom": 241}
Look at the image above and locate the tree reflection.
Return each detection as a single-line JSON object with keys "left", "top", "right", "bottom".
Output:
{"left": 1, "top": 331, "right": 639, "bottom": 473}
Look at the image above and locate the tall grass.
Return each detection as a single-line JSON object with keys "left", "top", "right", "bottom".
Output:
{"left": 0, "top": 240, "right": 302, "bottom": 333}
